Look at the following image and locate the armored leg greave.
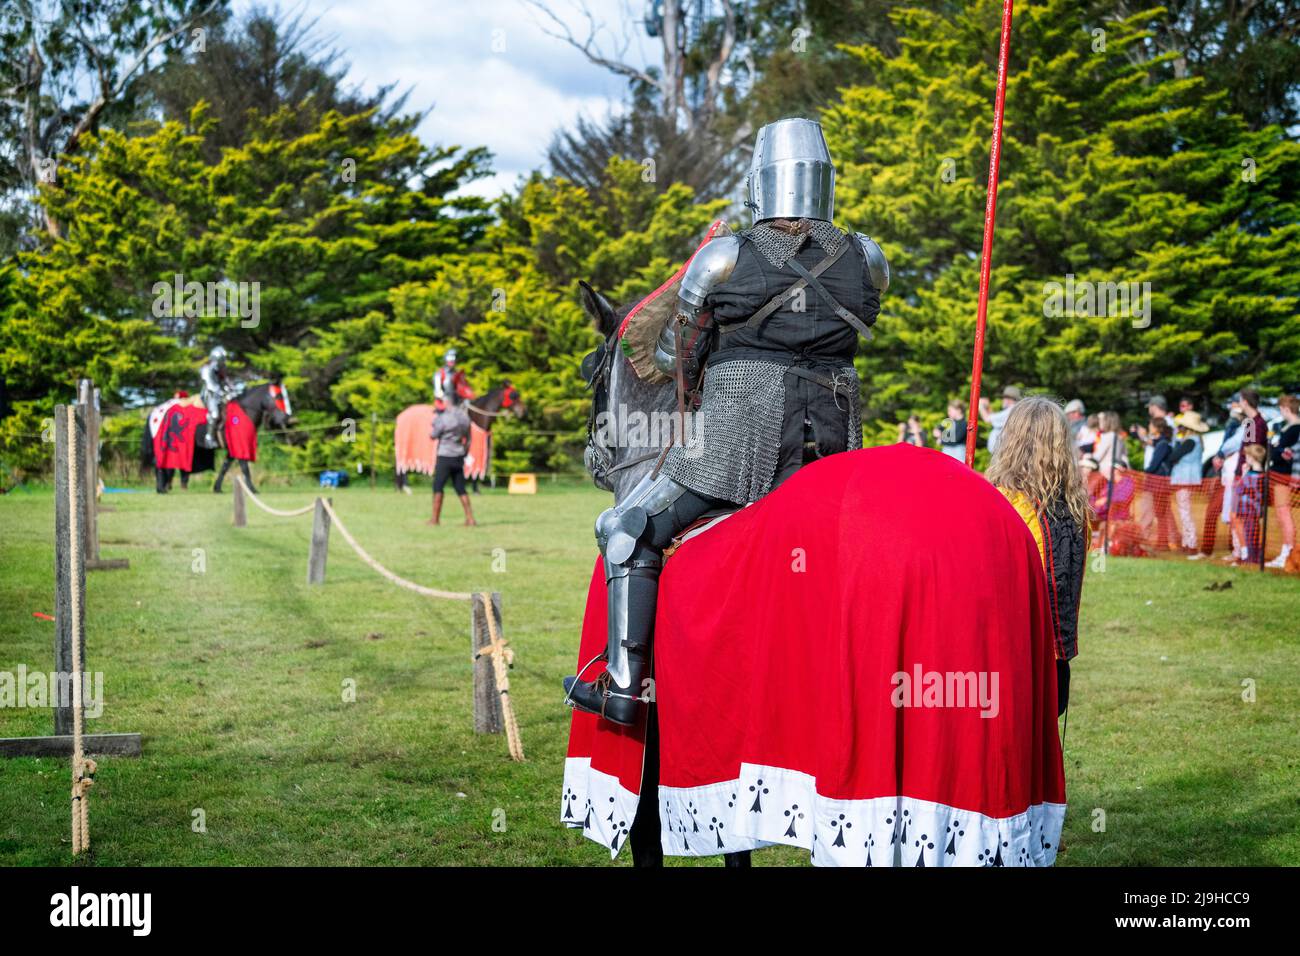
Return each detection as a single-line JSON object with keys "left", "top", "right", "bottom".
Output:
{"left": 203, "top": 393, "right": 221, "bottom": 448}
{"left": 563, "top": 472, "right": 720, "bottom": 725}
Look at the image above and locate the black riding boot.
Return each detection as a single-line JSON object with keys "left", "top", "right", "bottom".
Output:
{"left": 564, "top": 544, "right": 661, "bottom": 726}
{"left": 564, "top": 474, "right": 722, "bottom": 727}
{"left": 563, "top": 626, "right": 653, "bottom": 725}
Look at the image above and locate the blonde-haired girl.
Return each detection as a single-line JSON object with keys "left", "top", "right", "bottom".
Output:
{"left": 987, "top": 396, "right": 1091, "bottom": 716}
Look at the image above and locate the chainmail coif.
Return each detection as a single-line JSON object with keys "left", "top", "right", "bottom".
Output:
{"left": 747, "top": 219, "right": 845, "bottom": 269}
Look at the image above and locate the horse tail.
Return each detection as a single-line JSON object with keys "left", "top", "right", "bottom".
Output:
{"left": 140, "top": 416, "right": 155, "bottom": 470}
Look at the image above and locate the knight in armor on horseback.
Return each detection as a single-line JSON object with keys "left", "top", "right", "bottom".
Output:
{"left": 564, "top": 118, "right": 889, "bottom": 725}
{"left": 434, "top": 348, "right": 471, "bottom": 410}
{"left": 199, "top": 345, "right": 236, "bottom": 448}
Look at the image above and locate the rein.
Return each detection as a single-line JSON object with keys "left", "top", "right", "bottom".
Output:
{"left": 467, "top": 402, "right": 512, "bottom": 418}
{"left": 606, "top": 450, "right": 662, "bottom": 476}
{"left": 467, "top": 386, "right": 518, "bottom": 418}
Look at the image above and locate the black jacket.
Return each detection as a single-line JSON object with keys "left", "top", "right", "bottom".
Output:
{"left": 1041, "top": 497, "right": 1085, "bottom": 662}
{"left": 1146, "top": 437, "right": 1173, "bottom": 476}
{"left": 706, "top": 229, "right": 880, "bottom": 364}
{"left": 1273, "top": 423, "right": 1300, "bottom": 475}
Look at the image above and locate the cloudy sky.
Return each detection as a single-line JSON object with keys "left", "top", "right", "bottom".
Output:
{"left": 234, "top": 0, "right": 658, "bottom": 197}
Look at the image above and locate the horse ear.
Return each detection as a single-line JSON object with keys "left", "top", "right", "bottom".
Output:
{"left": 578, "top": 281, "right": 618, "bottom": 338}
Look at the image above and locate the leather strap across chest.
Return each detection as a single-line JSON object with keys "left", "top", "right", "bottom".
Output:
{"left": 722, "top": 239, "right": 872, "bottom": 341}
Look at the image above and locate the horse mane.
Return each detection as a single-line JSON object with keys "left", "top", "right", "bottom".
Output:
{"left": 601, "top": 304, "right": 678, "bottom": 501}
{"left": 232, "top": 380, "right": 269, "bottom": 411}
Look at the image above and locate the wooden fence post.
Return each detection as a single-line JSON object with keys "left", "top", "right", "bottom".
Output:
{"left": 90, "top": 386, "right": 115, "bottom": 516}
{"left": 53, "top": 404, "right": 86, "bottom": 737}
{"left": 232, "top": 478, "right": 247, "bottom": 527}
{"left": 77, "top": 379, "right": 100, "bottom": 563}
{"left": 307, "top": 497, "right": 330, "bottom": 584}
{"left": 77, "top": 380, "right": 129, "bottom": 571}
{"left": 0, "top": 402, "right": 140, "bottom": 759}
{"left": 470, "top": 592, "right": 505, "bottom": 735}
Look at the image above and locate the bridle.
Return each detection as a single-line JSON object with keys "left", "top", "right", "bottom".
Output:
{"left": 268, "top": 382, "right": 292, "bottom": 417}
{"left": 582, "top": 327, "right": 695, "bottom": 492}
{"left": 582, "top": 331, "right": 661, "bottom": 490}
{"left": 582, "top": 331, "right": 618, "bottom": 490}
{"left": 468, "top": 385, "right": 521, "bottom": 418}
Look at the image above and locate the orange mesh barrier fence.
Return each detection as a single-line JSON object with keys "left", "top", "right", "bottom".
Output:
{"left": 1086, "top": 467, "right": 1299, "bottom": 572}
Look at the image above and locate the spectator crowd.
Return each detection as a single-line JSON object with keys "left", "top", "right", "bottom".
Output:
{"left": 899, "top": 385, "right": 1300, "bottom": 570}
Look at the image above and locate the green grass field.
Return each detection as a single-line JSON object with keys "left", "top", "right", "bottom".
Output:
{"left": 1, "top": 478, "right": 1297, "bottom": 866}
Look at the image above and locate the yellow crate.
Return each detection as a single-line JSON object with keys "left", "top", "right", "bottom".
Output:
{"left": 508, "top": 473, "right": 538, "bottom": 495}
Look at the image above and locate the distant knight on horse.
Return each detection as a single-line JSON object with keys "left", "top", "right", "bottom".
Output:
{"left": 142, "top": 344, "right": 293, "bottom": 494}
{"left": 433, "top": 348, "right": 474, "bottom": 410}
{"left": 199, "top": 345, "right": 237, "bottom": 448}
{"left": 393, "top": 348, "right": 524, "bottom": 492}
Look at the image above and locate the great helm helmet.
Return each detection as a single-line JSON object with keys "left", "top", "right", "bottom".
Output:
{"left": 444, "top": 348, "right": 458, "bottom": 365}
{"left": 208, "top": 345, "right": 228, "bottom": 366}
{"left": 745, "top": 117, "right": 835, "bottom": 223}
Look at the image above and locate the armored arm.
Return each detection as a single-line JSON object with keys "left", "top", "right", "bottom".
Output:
{"left": 653, "top": 235, "right": 742, "bottom": 386}
{"left": 853, "top": 234, "right": 890, "bottom": 294}
{"left": 199, "top": 362, "right": 216, "bottom": 392}
{"left": 850, "top": 233, "right": 889, "bottom": 335}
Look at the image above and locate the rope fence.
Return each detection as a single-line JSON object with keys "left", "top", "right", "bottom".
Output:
{"left": 49, "top": 423, "right": 579, "bottom": 444}
{"left": 237, "top": 481, "right": 317, "bottom": 518}
{"left": 317, "top": 496, "right": 473, "bottom": 601}
{"left": 231, "top": 475, "right": 523, "bottom": 760}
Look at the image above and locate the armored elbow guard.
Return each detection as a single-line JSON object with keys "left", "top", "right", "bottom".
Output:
{"left": 653, "top": 305, "right": 708, "bottom": 385}
{"left": 653, "top": 319, "right": 679, "bottom": 378}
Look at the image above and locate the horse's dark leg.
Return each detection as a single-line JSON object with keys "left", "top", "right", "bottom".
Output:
{"left": 212, "top": 456, "right": 234, "bottom": 492}
{"left": 628, "top": 704, "right": 663, "bottom": 868}
{"left": 395, "top": 471, "right": 406, "bottom": 491}
{"left": 239, "top": 459, "right": 256, "bottom": 494}
{"left": 180, "top": 470, "right": 189, "bottom": 490}
{"left": 628, "top": 704, "right": 748, "bottom": 869}
{"left": 155, "top": 467, "right": 168, "bottom": 494}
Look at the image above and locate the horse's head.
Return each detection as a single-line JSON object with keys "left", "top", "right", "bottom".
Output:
{"left": 238, "top": 380, "right": 294, "bottom": 429}
{"left": 496, "top": 380, "right": 526, "bottom": 420}
{"left": 467, "top": 381, "right": 525, "bottom": 431}
{"left": 578, "top": 281, "right": 676, "bottom": 501}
